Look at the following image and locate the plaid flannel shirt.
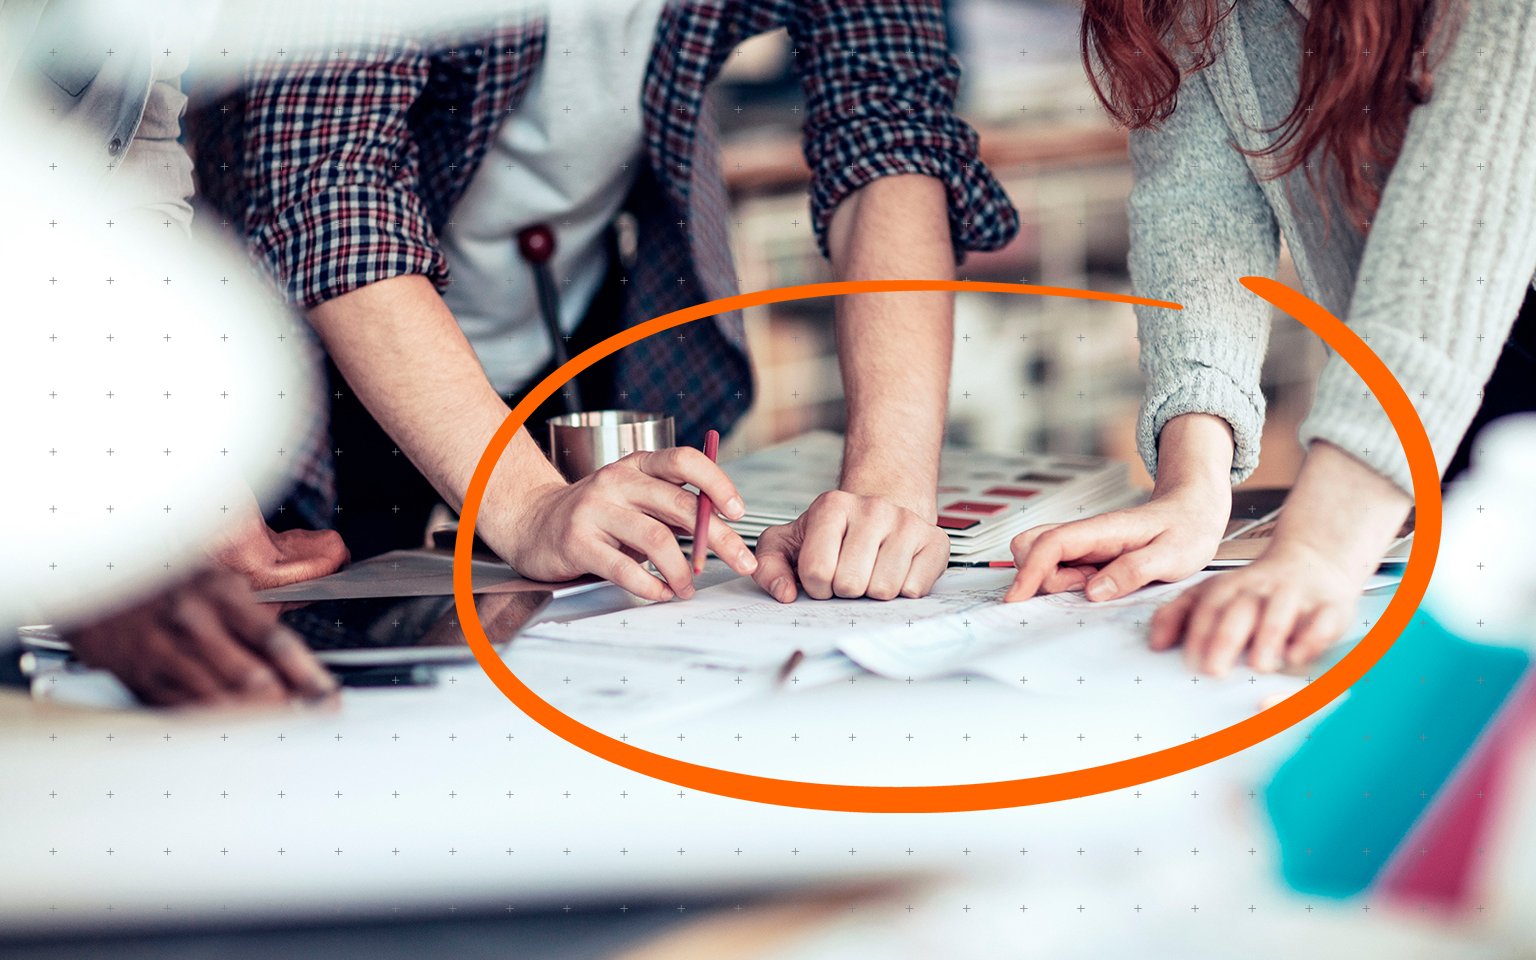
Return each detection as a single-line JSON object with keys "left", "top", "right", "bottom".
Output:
{"left": 195, "top": 0, "right": 1018, "bottom": 527}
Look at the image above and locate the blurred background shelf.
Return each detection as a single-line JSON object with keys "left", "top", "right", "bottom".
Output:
{"left": 711, "top": 5, "right": 1322, "bottom": 488}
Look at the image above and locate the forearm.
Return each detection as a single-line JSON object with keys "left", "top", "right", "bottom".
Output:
{"left": 1127, "top": 73, "right": 1278, "bottom": 483}
{"left": 1272, "top": 441, "right": 1412, "bottom": 579}
{"left": 1304, "top": 0, "right": 1536, "bottom": 493}
{"left": 1151, "top": 413, "right": 1235, "bottom": 502}
{"left": 305, "top": 275, "right": 563, "bottom": 513}
{"left": 825, "top": 174, "right": 954, "bottom": 519}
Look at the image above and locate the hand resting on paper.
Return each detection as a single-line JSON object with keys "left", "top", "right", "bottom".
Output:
{"left": 207, "top": 485, "right": 349, "bottom": 590}
{"left": 753, "top": 490, "right": 951, "bottom": 603}
{"left": 65, "top": 569, "right": 339, "bottom": 708}
{"left": 1005, "top": 414, "right": 1233, "bottom": 603}
{"left": 1152, "top": 441, "right": 1409, "bottom": 677}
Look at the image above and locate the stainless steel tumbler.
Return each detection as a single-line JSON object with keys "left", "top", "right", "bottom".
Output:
{"left": 547, "top": 410, "right": 676, "bottom": 481}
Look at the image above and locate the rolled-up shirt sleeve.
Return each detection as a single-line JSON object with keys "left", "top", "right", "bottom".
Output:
{"left": 787, "top": 0, "right": 1018, "bottom": 260}
{"left": 230, "top": 38, "right": 446, "bottom": 310}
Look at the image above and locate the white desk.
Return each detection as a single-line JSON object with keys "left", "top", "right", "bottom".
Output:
{"left": 3, "top": 570, "right": 1465, "bottom": 959}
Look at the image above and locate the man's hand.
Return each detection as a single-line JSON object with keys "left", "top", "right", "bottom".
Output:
{"left": 485, "top": 448, "right": 758, "bottom": 601}
{"left": 1150, "top": 540, "right": 1360, "bottom": 676}
{"left": 66, "top": 570, "right": 339, "bottom": 708}
{"left": 208, "top": 486, "right": 349, "bottom": 590}
{"left": 793, "top": 174, "right": 955, "bottom": 603}
{"left": 1007, "top": 413, "right": 1234, "bottom": 603}
{"left": 752, "top": 491, "right": 950, "bottom": 603}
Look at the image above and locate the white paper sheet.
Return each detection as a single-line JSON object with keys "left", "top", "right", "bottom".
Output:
{"left": 522, "top": 569, "right": 1026, "bottom": 666}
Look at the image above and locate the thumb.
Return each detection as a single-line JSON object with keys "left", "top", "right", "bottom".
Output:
{"left": 751, "top": 523, "right": 802, "bottom": 603}
{"left": 254, "top": 529, "right": 349, "bottom": 589}
{"left": 1084, "top": 544, "right": 1183, "bottom": 602}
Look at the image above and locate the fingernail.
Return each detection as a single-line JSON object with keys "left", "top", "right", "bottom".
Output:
{"left": 1256, "top": 653, "right": 1280, "bottom": 673}
{"left": 771, "top": 577, "right": 791, "bottom": 602}
{"left": 1086, "top": 576, "right": 1117, "bottom": 601}
{"left": 738, "top": 550, "right": 758, "bottom": 573}
{"left": 725, "top": 497, "right": 745, "bottom": 519}
{"left": 678, "top": 581, "right": 696, "bottom": 600}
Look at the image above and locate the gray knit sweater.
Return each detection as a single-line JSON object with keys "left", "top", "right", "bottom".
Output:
{"left": 1129, "top": 0, "right": 1536, "bottom": 493}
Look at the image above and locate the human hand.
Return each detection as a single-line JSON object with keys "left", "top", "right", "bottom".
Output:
{"left": 1004, "top": 487, "right": 1229, "bottom": 603}
{"left": 487, "top": 448, "right": 758, "bottom": 601}
{"left": 752, "top": 491, "right": 950, "bottom": 603}
{"left": 1149, "top": 540, "right": 1362, "bottom": 677}
{"left": 66, "top": 569, "right": 339, "bottom": 707}
{"left": 208, "top": 486, "right": 349, "bottom": 590}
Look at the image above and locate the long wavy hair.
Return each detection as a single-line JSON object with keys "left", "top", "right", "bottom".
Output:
{"left": 1081, "top": 0, "right": 1459, "bottom": 224}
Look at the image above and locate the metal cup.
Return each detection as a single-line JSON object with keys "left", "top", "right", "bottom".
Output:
{"left": 547, "top": 410, "right": 675, "bottom": 481}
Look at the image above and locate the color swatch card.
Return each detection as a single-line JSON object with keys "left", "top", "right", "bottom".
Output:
{"left": 718, "top": 431, "right": 1134, "bottom": 560}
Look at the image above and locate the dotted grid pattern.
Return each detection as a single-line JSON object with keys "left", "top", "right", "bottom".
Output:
{"left": 4, "top": 13, "right": 1528, "bottom": 957}
{"left": 3, "top": 131, "right": 316, "bottom": 627}
{"left": 5, "top": 592, "right": 1449, "bottom": 945}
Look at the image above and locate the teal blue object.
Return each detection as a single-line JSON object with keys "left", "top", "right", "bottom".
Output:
{"left": 1265, "top": 609, "right": 1529, "bottom": 898}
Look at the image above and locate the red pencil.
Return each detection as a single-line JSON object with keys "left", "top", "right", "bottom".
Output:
{"left": 691, "top": 429, "right": 720, "bottom": 574}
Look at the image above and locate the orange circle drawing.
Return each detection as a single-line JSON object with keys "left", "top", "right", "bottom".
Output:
{"left": 454, "top": 277, "right": 1440, "bottom": 812}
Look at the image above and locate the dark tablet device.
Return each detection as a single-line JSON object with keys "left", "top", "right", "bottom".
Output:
{"left": 277, "top": 590, "right": 552, "bottom": 667}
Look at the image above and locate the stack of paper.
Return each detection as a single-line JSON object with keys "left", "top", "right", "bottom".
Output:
{"left": 718, "top": 431, "right": 1136, "bottom": 561}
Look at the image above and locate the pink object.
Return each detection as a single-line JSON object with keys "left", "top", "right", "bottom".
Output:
{"left": 1380, "top": 673, "right": 1536, "bottom": 913}
{"left": 690, "top": 429, "right": 720, "bottom": 574}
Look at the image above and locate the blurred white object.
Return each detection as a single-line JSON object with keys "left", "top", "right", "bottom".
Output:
{"left": 0, "top": 93, "right": 317, "bottom": 629}
{"left": 1428, "top": 414, "right": 1536, "bottom": 644}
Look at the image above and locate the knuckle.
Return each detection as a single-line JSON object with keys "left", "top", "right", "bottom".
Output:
{"left": 660, "top": 447, "right": 689, "bottom": 472}
{"left": 799, "top": 560, "right": 834, "bottom": 587}
{"left": 166, "top": 593, "right": 200, "bottom": 630}
{"left": 584, "top": 469, "right": 616, "bottom": 495}
{"left": 673, "top": 489, "right": 697, "bottom": 519}
{"left": 606, "top": 555, "right": 636, "bottom": 585}
{"left": 815, "top": 490, "right": 853, "bottom": 512}
{"left": 642, "top": 524, "right": 674, "bottom": 553}
{"left": 567, "top": 501, "right": 598, "bottom": 529}
{"left": 1117, "top": 555, "right": 1150, "bottom": 582}
{"left": 829, "top": 571, "right": 866, "bottom": 595}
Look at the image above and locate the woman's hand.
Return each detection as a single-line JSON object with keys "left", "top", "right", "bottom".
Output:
{"left": 1005, "top": 413, "right": 1236, "bottom": 603}
{"left": 1005, "top": 487, "right": 1230, "bottom": 602}
{"left": 484, "top": 447, "right": 758, "bottom": 601}
{"left": 1150, "top": 440, "right": 1411, "bottom": 676}
{"left": 1150, "top": 540, "right": 1362, "bottom": 676}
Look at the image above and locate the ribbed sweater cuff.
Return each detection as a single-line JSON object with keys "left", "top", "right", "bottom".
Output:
{"left": 1139, "top": 363, "right": 1265, "bottom": 485}
{"left": 1297, "top": 323, "right": 1486, "bottom": 495}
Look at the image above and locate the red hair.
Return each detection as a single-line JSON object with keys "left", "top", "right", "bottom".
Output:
{"left": 1082, "top": 0, "right": 1458, "bottom": 225}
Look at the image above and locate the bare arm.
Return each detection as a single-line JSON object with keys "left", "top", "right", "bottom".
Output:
{"left": 752, "top": 175, "right": 956, "bottom": 602}
{"left": 307, "top": 275, "right": 756, "bottom": 598}
{"left": 306, "top": 274, "right": 557, "bottom": 516}
{"left": 829, "top": 174, "right": 955, "bottom": 517}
